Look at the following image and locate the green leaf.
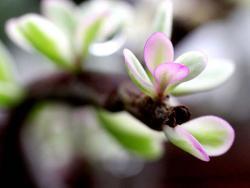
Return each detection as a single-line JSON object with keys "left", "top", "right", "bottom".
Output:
{"left": 76, "top": 108, "right": 141, "bottom": 162}
{"left": 97, "top": 109, "right": 165, "bottom": 160}
{"left": 7, "top": 14, "right": 74, "bottom": 70}
{"left": 0, "top": 41, "right": 23, "bottom": 108}
{"left": 0, "top": 82, "right": 24, "bottom": 107}
{"left": 171, "top": 58, "right": 235, "bottom": 96}
{"left": 6, "top": 18, "right": 33, "bottom": 52}
{"left": 0, "top": 41, "right": 15, "bottom": 82}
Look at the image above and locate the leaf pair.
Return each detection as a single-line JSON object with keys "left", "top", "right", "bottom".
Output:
{"left": 124, "top": 32, "right": 207, "bottom": 98}
{"left": 124, "top": 32, "right": 234, "bottom": 98}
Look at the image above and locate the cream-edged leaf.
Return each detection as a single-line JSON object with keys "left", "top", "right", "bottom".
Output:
{"left": 175, "top": 51, "right": 207, "bottom": 82}
{"left": 8, "top": 14, "right": 74, "bottom": 70}
{"left": 41, "top": 0, "right": 77, "bottom": 35}
{"left": 182, "top": 116, "right": 234, "bottom": 156}
{"left": 123, "top": 49, "right": 155, "bottom": 97}
{"left": 164, "top": 125, "right": 210, "bottom": 161}
{"left": 5, "top": 18, "right": 33, "bottom": 52}
{"left": 75, "top": 13, "right": 106, "bottom": 59}
{"left": 97, "top": 110, "right": 165, "bottom": 160}
{"left": 153, "top": 0, "right": 173, "bottom": 38}
{"left": 171, "top": 58, "right": 235, "bottom": 95}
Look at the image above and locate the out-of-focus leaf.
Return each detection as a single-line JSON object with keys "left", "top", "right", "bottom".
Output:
{"left": 153, "top": 0, "right": 173, "bottom": 38}
{"left": 41, "top": 0, "right": 77, "bottom": 35}
{"left": 25, "top": 103, "right": 75, "bottom": 169}
{"left": 0, "top": 41, "right": 15, "bottom": 82}
{"left": 0, "top": 82, "right": 24, "bottom": 107}
{"left": 79, "top": 0, "right": 132, "bottom": 39}
{"left": 75, "top": 13, "right": 105, "bottom": 59}
{"left": 0, "top": 41, "right": 23, "bottom": 108}
{"left": 6, "top": 14, "right": 74, "bottom": 70}
{"left": 6, "top": 18, "right": 33, "bottom": 52}
{"left": 89, "top": 33, "right": 126, "bottom": 56}
{"left": 171, "top": 58, "right": 235, "bottom": 95}
{"left": 79, "top": 0, "right": 133, "bottom": 56}
{"left": 97, "top": 109, "right": 165, "bottom": 160}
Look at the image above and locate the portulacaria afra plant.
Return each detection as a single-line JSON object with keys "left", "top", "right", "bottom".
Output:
{"left": 0, "top": 2, "right": 236, "bottom": 182}
{"left": 123, "top": 32, "right": 235, "bottom": 161}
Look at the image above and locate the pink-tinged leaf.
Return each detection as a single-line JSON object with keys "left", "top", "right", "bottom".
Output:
{"left": 164, "top": 125, "right": 210, "bottom": 161}
{"left": 181, "top": 116, "right": 235, "bottom": 156}
{"left": 144, "top": 32, "right": 174, "bottom": 74}
{"left": 154, "top": 63, "right": 189, "bottom": 93}
{"left": 123, "top": 49, "right": 155, "bottom": 97}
